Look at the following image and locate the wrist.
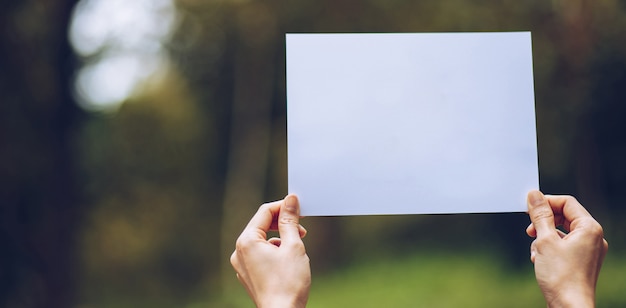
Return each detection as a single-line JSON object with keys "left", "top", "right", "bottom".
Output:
{"left": 258, "top": 295, "right": 307, "bottom": 308}
{"left": 547, "top": 288, "right": 595, "bottom": 308}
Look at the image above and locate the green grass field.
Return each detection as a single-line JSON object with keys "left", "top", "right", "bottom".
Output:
{"left": 216, "top": 251, "right": 626, "bottom": 307}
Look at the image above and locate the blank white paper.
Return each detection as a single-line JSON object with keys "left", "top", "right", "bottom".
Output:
{"left": 286, "top": 32, "right": 538, "bottom": 216}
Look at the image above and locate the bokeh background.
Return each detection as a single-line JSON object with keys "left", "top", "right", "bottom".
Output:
{"left": 1, "top": 0, "right": 625, "bottom": 307}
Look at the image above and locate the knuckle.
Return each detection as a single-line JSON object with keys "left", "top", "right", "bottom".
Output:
{"left": 587, "top": 220, "right": 605, "bottom": 238}
{"left": 258, "top": 202, "right": 272, "bottom": 211}
{"left": 288, "top": 240, "right": 307, "bottom": 253}
{"left": 563, "top": 195, "right": 579, "bottom": 204}
{"left": 531, "top": 207, "right": 554, "bottom": 221}
{"left": 230, "top": 251, "right": 239, "bottom": 267}
{"left": 235, "top": 236, "right": 250, "bottom": 252}
{"left": 532, "top": 235, "right": 554, "bottom": 249}
{"left": 279, "top": 215, "right": 298, "bottom": 225}
{"left": 533, "top": 236, "right": 547, "bottom": 246}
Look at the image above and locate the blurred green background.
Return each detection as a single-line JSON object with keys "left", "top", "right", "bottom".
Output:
{"left": 1, "top": 0, "right": 625, "bottom": 307}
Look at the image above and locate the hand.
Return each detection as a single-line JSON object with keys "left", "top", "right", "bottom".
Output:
{"left": 230, "top": 194, "right": 310, "bottom": 308}
{"left": 526, "top": 190, "right": 608, "bottom": 308}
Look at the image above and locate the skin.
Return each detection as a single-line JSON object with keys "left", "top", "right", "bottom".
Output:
{"left": 232, "top": 191, "right": 608, "bottom": 307}
{"left": 526, "top": 190, "right": 608, "bottom": 308}
{"left": 230, "top": 194, "right": 310, "bottom": 308}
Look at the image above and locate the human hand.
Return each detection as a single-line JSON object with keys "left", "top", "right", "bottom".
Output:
{"left": 230, "top": 194, "right": 310, "bottom": 308}
{"left": 526, "top": 190, "right": 608, "bottom": 308}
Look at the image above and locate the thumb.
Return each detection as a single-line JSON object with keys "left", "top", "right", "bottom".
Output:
{"left": 278, "top": 194, "right": 302, "bottom": 245}
{"left": 527, "top": 190, "right": 556, "bottom": 238}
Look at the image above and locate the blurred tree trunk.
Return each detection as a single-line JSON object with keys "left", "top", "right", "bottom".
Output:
{"left": 219, "top": 2, "right": 279, "bottom": 293}
{"left": 552, "top": 0, "right": 610, "bottom": 219}
{"left": 0, "top": 1, "right": 81, "bottom": 307}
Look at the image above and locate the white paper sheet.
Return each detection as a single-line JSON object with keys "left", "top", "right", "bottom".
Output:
{"left": 286, "top": 32, "right": 538, "bottom": 216}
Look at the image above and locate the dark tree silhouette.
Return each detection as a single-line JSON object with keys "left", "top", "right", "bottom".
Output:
{"left": 0, "top": 1, "right": 82, "bottom": 307}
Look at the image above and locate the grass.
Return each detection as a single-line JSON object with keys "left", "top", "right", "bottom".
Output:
{"left": 215, "top": 251, "right": 626, "bottom": 307}
{"left": 306, "top": 252, "right": 543, "bottom": 308}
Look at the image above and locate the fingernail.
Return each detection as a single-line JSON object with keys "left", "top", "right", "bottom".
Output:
{"left": 285, "top": 195, "right": 299, "bottom": 214}
{"left": 528, "top": 190, "right": 544, "bottom": 207}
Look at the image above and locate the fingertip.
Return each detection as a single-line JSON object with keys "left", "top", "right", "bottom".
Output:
{"left": 527, "top": 190, "right": 546, "bottom": 208}
{"left": 278, "top": 194, "right": 303, "bottom": 243}
{"left": 526, "top": 223, "right": 536, "bottom": 237}
{"left": 299, "top": 224, "right": 307, "bottom": 238}
{"left": 527, "top": 190, "right": 555, "bottom": 237}
{"left": 244, "top": 200, "right": 283, "bottom": 234}
{"left": 284, "top": 194, "right": 300, "bottom": 217}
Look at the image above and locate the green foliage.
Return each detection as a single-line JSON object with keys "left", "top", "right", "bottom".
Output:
{"left": 76, "top": 71, "right": 221, "bottom": 305}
